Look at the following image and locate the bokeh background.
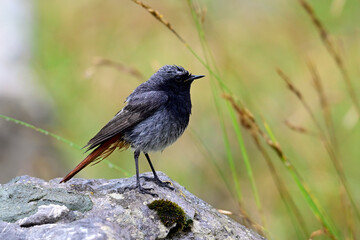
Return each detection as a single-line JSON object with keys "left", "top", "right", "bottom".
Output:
{"left": 1, "top": 0, "right": 360, "bottom": 239}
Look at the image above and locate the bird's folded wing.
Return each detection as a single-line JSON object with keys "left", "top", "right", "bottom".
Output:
{"left": 85, "top": 91, "right": 169, "bottom": 150}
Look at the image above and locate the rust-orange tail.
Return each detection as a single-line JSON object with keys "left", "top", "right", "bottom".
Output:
{"left": 60, "top": 136, "right": 129, "bottom": 183}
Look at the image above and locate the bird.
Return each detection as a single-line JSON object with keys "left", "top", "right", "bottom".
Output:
{"left": 60, "top": 65, "right": 204, "bottom": 196}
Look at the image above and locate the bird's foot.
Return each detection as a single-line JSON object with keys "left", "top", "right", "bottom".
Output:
{"left": 141, "top": 176, "right": 175, "bottom": 190}
{"left": 124, "top": 184, "right": 158, "bottom": 197}
{"left": 139, "top": 185, "right": 158, "bottom": 197}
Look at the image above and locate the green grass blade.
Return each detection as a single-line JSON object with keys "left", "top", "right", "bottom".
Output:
{"left": 263, "top": 121, "right": 341, "bottom": 240}
{"left": 0, "top": 114, "right": 130, "bottom": 177}
{"left": 226, "top": 102, "right": 263, "bottom": 214}
{"left": 187, "top": 0, "right": 265, "bottom": 227}
{"left": 211, "top": 84, "right": 242, "bottom": 202}
{"left": 0, "top": 114, "right": 82, "bottom": 149}
{"left": 189, "top": 128, "right": 234, "bottom": 198}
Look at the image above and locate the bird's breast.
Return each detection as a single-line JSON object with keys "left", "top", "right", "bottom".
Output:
{"left": 123, "top": 102, "right": 190, "bottom": 152}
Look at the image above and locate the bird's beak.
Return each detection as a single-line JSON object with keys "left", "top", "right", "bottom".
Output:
{"left": 186, "top": 74, "right": 205, "bottom": 82}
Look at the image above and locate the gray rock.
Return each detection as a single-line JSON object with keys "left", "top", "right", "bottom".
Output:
{"left": 0, "top": 173, "right": 265, "bottom": 240}
{"left": 17, "top": 204, "right": 70, "bottom": 227}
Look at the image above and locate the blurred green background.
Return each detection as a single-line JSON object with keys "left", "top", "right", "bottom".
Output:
{"left": 30, "top": 0, "right": 360, "bottom": 238}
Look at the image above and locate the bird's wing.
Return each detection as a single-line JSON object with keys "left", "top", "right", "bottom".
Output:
{"left": 85, "top": 91, "right": 168, "bottom": 150}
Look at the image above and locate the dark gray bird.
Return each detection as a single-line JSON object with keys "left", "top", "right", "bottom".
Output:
{"left": 60, "top": 65, "right": 204, "bottom": 196}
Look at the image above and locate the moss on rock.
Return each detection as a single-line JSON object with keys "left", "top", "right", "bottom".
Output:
{"left": 148, "top": 199, "right": 193, "bottom": 236}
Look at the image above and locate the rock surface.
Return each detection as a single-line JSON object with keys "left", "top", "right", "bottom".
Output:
{"left": 0, "top": 172, "right": 265, "bottom": 240}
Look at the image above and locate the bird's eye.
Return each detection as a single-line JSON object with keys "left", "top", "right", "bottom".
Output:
{"left": 174, "top": 76, "right": 183, "bottom": 83}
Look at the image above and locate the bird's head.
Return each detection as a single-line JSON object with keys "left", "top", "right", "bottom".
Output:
{"left": 149, "top": 65, "right": 204, "bottom": 92}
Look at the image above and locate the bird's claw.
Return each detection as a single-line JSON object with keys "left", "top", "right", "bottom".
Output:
{"left": 124, "top": 184, "right": 158, "bottom": 197}
{"left": 139, "top": 186, "right": 158, "bottom": 197}
{"left": 141, "top": 176, "right": 175, "bottom": 190}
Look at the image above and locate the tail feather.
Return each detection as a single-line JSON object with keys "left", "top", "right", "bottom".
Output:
{"left": 60, "top": 136, "right": 129, "bottom": 183}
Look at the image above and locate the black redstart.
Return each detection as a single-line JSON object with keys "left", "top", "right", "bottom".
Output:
{"left": 60, "top": 65, "right": 204, "bottom": 196}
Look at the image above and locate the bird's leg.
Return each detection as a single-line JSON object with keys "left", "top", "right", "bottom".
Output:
{"left": 142, "top": 152, "right": 174, "bottom": 190}
{"left": 131, "top": 150, "right": 158, "bottom": 197}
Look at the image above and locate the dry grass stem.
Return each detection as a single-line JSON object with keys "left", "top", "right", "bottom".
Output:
{"left": 284, "top": 117, "right": 324, "bottom": 141}
{"left": 309, "top": 228, "right": 328, "bottom": 240}
{"left": 199, "top": 7, "right": 207, "bottom": 24}
{"left": 306, "top": 59, "right": 326, "bottom": 112}
{"left": 223, "top": 94, "right": 289, "bottom": 167}
{"left": 193, "top": 3, "right": 207, "bottom": 24}
{"left": 340, "top": 185, "right": 355, "bottom": 239}
{"left": 278, "top": 68, "right": 360, "bottom": 224}
{"left": 217, "top": 208, "right": 266, "bottom": 237}
{"left": 306, "top": 58, "right": 338, "bottom": 151}
{"left": 298, "top": 0, "right": 360, "bottom": 117}
{"left": 276, "top": 69, "right": 326, "bottom": 140}
{"left": 131, "top": 0, "right": 186, "bottom": 44}
{"left": 285, "top": 120, "right": 319, "bottom": 138}
{"left": 237, "top": 207, "right": 266, "bottom": 237}
{"left": 277, "top": 68, "right": 343, "bottom": 174}
{"left": 276, "top": 69, "right": 302, "bottom": 100}
{"left": 84, "top": 57, "right": 145, "bottom": 81}
{"left": 217, "top": 209, "right": 233, "bottom": 215}
{"left": 223, "top": 95, "right": 310, "bottom": 236}
{"left": 223, "top": 94, "right": 343, "bottom": 239}
{"left": 218, "top": 201, "right": 265, "bottom": 236}
{"left": 252, "top": 131, "right": 310, "bottom": 237}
